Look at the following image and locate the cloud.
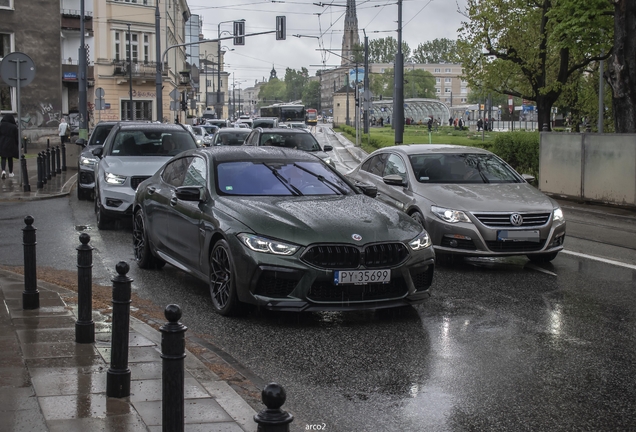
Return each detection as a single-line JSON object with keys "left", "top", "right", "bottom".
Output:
{"left": 188, "top": 0, "right": 467, "bottom": 87}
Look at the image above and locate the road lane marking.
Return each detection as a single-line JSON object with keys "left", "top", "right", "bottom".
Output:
{"left": 562, "top": 250, "right": 636, "bottom": 270}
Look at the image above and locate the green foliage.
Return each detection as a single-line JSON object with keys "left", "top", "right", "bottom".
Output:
{"left": 257, "top": 78, "right": 287, "bottom": 106}
{"left": 284, "top": 67, "right": 309, "bottom": 102}
{"left": 412, "top": 38, "right": 460, "bottom": 64}
{"left": 368, "top": 37, "right": 410, "bottom": 63}
{"left": 491, "top": 131, "right": 540, "bottom": 177}
{"left": 371, "top": 68, "right": 436, "bottom": 99}
{"left": 302, "top": 81, "right": 321, "bottom": 109}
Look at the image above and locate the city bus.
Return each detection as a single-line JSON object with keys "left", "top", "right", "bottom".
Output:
{"left": 259, "top": 103, "right": 305, "bottom": 124}
{"left": 305, "top": 108, "right": 318, "bottom": 126}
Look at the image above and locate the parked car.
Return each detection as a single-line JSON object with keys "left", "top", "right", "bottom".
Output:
{"left": 93, "top": 123, "right": 198, "bottom": 229}
{"left": 244, "top": 127, "right": 335, "bottom": 168}
{"left": 132, "top": 146, "right": 435, "bottom": 315}
{"left": 76, "top": 121, "right": 118, "bottom": 201}
{"left": 346, "top": 144, "right": 566, "bottom": 263}
{"left": 209, "top": 128, "right": 251, "bottom": 146}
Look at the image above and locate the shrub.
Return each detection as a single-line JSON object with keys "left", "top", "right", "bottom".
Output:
{"left": 491, "top": 131, "right": 539, "bottom": 177}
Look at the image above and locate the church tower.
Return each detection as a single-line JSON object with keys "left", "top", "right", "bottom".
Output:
{"left": 269, "top": 65, "right": 277, "bottom": 80}
{"left": 341, "top": 0, "right": 360, "bottom": 65}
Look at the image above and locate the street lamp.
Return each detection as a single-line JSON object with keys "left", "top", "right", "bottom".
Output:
{"left": 218, "top": 19, "right": 244, "bottom": 118}
{"left": 203, "top": 47, "right": 233, "bottom": 112}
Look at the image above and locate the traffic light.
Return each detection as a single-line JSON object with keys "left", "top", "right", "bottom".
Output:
{"left": 276, "top": 16, "right": 286, "bottom": 40}
{"left": 234, "top": 21, "right": 245, "bottom": 46}
{"left": 181, "top": 100, "right": 187, "bottom": 111}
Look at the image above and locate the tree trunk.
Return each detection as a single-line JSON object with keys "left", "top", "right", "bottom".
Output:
{"left": 608, "top": 0, "right": 636, "bottom": 133}
{"left": 536, "top": 95, "right": 554, "bottom": 131}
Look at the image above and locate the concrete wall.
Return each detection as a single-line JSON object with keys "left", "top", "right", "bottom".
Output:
{"left": 540, "top": 133, "right": 636, "bottom": 207}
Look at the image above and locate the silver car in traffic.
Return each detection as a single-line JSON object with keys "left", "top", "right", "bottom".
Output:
{"left": 346, "top": 144, "right": 566, "bottom": 263}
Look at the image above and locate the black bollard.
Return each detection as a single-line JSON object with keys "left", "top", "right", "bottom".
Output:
{"left": 106, "top": 261, "right": 132, "bottom": 398}
{"left": 61, "top": 142, "right": 67, "bottom": 171}
{"left": 75, "top": 233, "right": 95, "bottom": 344}
{"left": 160, "top": 304, "right": 188, "bottom": 432}
{"left": 36, "top": 152, "right": 43, "bottom": 189}
{"left": 21, "top": 155, "right": 30, "bottom": 192}
{"left": 46, "top": 147, "right": 52, "bottom": 179}
{"left": 254, "top": 383, "right": 294, "bottom": 432}
{"left": 55, "top": 146, "right": 62, "bottom": 174}
{"left": 22, "top": 216, "right": 39, "bottom": 310}
{"left": 22, "top": 136, "right": 28, "bottom": 154}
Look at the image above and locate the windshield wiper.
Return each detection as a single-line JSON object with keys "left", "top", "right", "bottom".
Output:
{"left": 263, "top": 164, "right": 303, "bottom": 196}
{"left": 293, "top": 163, "right": 349, "bottom": 195}
{"left": 474, "top": 159, "right": 490, "bottom": 183}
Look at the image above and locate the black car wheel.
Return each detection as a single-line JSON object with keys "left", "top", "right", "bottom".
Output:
{"left": 209, "top": 239, "right": 241, "bottom": 316}
{"left": 77, "top": 186, "right": 90, "bottom": 201}
{"left": 95, "top": 190, "right": 112, "bottom": 230}
{"left": 133, "top": 209, "right": 165, "bottom": 269}
{"left": 527, "top": 252, "right": 559, "bottom": 263}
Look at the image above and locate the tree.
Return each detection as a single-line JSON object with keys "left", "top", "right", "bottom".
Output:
{"left": 284, "top": 67, "right": 309, "bottom": 102}
{"left": 606, "top": 0, "right": 636, "bottom": 132}
{"left": 368, "top": 37, "right": 410, "bottom": 63}
{"left": 457, "top": 0, "right": 613, "bottom": 131}
{"left": 302, "top": 81, "right": 321, "bottom": 109}
{"left": 370, "top": 68, "right": 436, "bottom": 99}
{"left": 412, "top": 38, "right": 460, "bottom": 64}
{"left": 258, "top": 78, "right": 286, "bottom": 107}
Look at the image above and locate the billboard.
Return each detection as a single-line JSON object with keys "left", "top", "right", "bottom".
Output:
{"left": 348, "top": 68, "right": 364, "bottom": 87}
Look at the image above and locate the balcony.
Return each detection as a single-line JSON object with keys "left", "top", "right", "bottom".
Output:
{"left": 112, "top": 60, "right": 166, "bottom": 78}
{"left": 61, "top": 9, "right": 93, "bottom": 32}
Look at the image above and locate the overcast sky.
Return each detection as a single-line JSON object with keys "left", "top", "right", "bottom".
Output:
{"left": 188, "top": 0, "right": 468, "bottom": 89}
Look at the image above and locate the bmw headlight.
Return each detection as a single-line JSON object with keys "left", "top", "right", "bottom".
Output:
{"left": 237, "top": 233, "right": 299, "bottom": 256}
{"left": 409, "top": 231, "right": 432, "bottom": 250}
{"left": 104, "top": 172, "right": 126, "bottom": 185}
{"left": 80, "top": 156, "right": 98, "bottom": 166}
{"left": 553, "top": 207, "right": 564, "bottom": 222}
{"left": 431, "top": 206, "right": 472, "bottom": 223}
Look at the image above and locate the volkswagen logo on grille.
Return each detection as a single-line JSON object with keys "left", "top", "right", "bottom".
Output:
{"left": 351, "top": 234, "right": 362, "bottom": 241}
{"left": 510, "top": 213, "right": 524, "bottom": 226}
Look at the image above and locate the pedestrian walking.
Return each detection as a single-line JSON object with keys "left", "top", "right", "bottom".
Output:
{"left": 0, "top": 114, "right": 19, "bottom": 179}
{"left": 58, "top": 117, "right": 69, "bottom": 145}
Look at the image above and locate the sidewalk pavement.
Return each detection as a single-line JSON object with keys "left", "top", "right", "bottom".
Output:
{"left": 0, "top": 269, "right": 258, "bottom": 432}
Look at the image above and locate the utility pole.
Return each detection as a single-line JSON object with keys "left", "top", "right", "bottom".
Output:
{"left": 394, "top": 0, "right": 404, "bottom": 144}
{"left": 363, "top": 32, "right": 369, "bottom": 134}
{"left": 127, "top": 23, "right": 133, "bottom": 120}
{"left": 155, "top": 3, "right": 162, "bottom": 121}
{"left": 78, "top": 0, "right": 87, "bottom": 139}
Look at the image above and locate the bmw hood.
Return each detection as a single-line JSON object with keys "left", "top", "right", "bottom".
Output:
{"left": 101, "top": 156, "right": 171, "bottom": 177}
{"left": 218, "top": 194, "right": 424, "bottom": 246}
{"left": 414, "top": 183, "right": 557, "bottom": 212}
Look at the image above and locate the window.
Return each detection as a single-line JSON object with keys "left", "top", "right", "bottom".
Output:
{"left": 445, "top": 68, "right": 452, "bottom": 73}
{"left": 162, "top": 157, "right": 192, "bottom": 187}
{"left": 461, "top": 87, "right": 467, "bottom": 94}
{"left": 143, "top": 35, "right": 149, "bottom": 63}
{"left": 0, "top": 0, "right": 13, "bottom": 9}
{"left": 436, "top": 78, "right": 440, "bottom": 84}
{"left": 383, "top": 154, "right": 407, "bottom": 182}
{"left": 0, "top": 32, "right": 14, "bottom": 112}
{"left": 435, "top": 88, "right": 441, "bottom": 94}
{"left": 444, "top": 88, "right": 451, "bottom": 94}
{"left": 461, "top": 98, "right": 467, "bottom": 103}
{"left": 183, "top": 157, "right": 207, "bottom": 187}
{"left": 434, "top": 68, "right": 440, "bottom": 73}
{"left": 362, "top": 153, "right": 388, "bottom": 177}
{"left": 131, "top": 34, "right": 138, "bottom": 62}
{"left": 115, "top": 33, "right": 120, "bottom": 61}
{"left": 121, "top": 100, "right": 153, "bottom": 121}
{"left": 445, "top": 78, "right": 452, "bottom": 83}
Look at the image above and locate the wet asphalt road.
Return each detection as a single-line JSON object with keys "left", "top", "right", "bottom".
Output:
{"left": 1, "top": 134, "right": 636, "bottom": 431}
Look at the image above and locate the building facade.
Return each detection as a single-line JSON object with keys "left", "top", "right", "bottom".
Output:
{"left": 0, "top": 0, "right": 63, "bottom": 134}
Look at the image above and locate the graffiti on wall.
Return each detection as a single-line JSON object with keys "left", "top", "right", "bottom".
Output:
{"left": 19, "top": 102, "right": 63, "bottom": 129}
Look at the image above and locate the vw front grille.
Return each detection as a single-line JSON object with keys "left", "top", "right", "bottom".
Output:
{"left": 473, "top": 212, "right": 551, "bottom": 228}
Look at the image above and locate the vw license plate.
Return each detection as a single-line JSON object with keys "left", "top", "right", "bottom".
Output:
{"left": 497, "top": 230, "right": 540, "bottom": 242}
{"left": 334, "top": 270, "right": 391, "bottom": 285}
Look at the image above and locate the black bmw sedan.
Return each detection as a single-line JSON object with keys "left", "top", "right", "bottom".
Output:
{"left": 133, "top": 146, "right": 435, "bottom": 316}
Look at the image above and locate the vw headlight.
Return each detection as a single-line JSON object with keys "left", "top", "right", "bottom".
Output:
{"left": 409, "top": 231, "right": 432, "bottom": 250}
{"left": 431, "top": 206, "right": 472, "bottom": 223}
{"left": 104, "top": 172, "right": 126, "bottom": 185}
{"left": 553, "top": 207, "right": 564, "bottom": 222}
{"left": 80, "top": 156, "right": 97, "bottom": 166}
{"left": 237, "top": 233, "right": 299, "bottom": 256}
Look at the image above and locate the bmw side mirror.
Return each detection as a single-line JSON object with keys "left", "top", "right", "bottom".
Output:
{"left": 383, "top": 174, "right": 407, "bottom": 187}
{"left": 175, "top": 186, "right": 204, "bottom": 202}
{"left": 357, "top": 183, "right": 378, "bottom": 198}
{"left": 76, "top": 138, "right": 87, "bottom": 147}
{"left": 323, "top": 145, "right": 333, "bottom": 152}
{"left": 92, "top": 147, "right": 103, "bottom": 158}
